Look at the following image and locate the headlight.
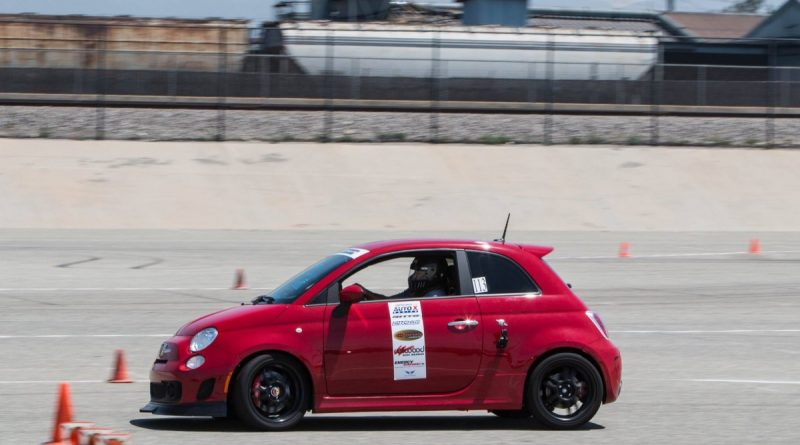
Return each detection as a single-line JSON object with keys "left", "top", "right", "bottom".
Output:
{"left": 186, "top": 355, "right": 206, "bottom": 369}
{"left": 190, "top": 328, "right": 218, "bottom": 352}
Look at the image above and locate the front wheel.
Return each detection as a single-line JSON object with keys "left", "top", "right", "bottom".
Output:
{"left": 527, "top": 353, "right": 604, "bottom": 429}
{"left": 231, "top": 354, "right": 308, "bottom": 430}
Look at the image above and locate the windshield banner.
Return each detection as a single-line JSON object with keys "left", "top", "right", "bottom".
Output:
{"left": 388, "top": 301, "right": 427, "bottom": 380}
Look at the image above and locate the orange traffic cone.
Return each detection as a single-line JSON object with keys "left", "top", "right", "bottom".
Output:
{"left": 60, "top": 422, "right": 95, "bottom": 445}
{"left": 108, "top": 350, "right": 133, "bottom": 384}
{"left": 749, "top": 239, "right": 761, "bottom": 254}
{"left": 618, "top": 242, "right": 631, "bottom": 258}
{"left": 96, "top": 433, "right": 132, "bottom": 444}
{"left": 44, "top": 382, "right": 74, "bottom": 444}
{"left": 232, "top": 269, "right": 247, "bottom": 290}
{"left": 77, "top": 426, "right": 113, "bottom": 445}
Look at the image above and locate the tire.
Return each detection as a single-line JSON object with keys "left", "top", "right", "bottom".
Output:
{"left": 231, "top": 354, "right": 308, "bottom": 430}
{"left": 527, "top": 352, "right": 604, "bottom": 429}
{"left": 489, "top": 409, "right": 531, "bottom": 419}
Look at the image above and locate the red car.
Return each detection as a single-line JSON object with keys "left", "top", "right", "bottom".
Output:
{"left": 141, "top": 239, "right": 621, "bottom": 430}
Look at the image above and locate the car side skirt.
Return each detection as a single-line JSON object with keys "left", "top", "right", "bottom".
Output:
{"left": 314, "top": 373, "right": 526, "bottom": 413}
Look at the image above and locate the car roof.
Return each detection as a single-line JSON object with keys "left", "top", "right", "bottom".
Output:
{"left": 353, "top": 239, "right": 554, "bottom": 258}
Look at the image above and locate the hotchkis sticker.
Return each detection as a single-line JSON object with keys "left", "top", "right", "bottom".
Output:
{"left": 335, "top": 248, "right": 370, "bottom": 259}
{"left": 388, "top": 301, "right": 427, "bottom": 380}
{"left": 472, "top": 276, "right": 488, "bottom": 294}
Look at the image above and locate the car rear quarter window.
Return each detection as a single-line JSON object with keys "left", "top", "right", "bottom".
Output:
{"left": 466, "top": 251, "right": 539, "bottom": 295}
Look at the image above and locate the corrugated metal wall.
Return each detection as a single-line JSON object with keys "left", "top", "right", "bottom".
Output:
{"left": 0, "top": 15, "right": 249, "bottom": 71}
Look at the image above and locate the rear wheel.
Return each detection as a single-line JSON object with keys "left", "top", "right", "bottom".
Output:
{"left": 231, "top": 354, "right": 308, "bottom": 430}
{"left": 527, "top": 353, "right": 603, "bottom": 429}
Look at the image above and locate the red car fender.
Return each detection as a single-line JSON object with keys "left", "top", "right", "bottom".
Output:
{"left": 223, "top": 309, "right": 326, "bottom": 404}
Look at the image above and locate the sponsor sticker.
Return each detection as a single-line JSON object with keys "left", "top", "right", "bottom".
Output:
{"left": 472, "top": 276, "right": 488, "bottom": 294}
{"left": 388, "top": 301, "right": 426, "bottom": 380}
{"left": 394, "top": 329, "right": 423, "bottom": 341}
{"left": 335, "top": 247, "right": 370, "bottom": 259}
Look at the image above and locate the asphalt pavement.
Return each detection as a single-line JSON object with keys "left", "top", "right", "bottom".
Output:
{"left": 1, "top": 229, "right": 798, "bottom": 444}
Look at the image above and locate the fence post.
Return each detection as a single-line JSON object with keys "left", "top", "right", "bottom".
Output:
{"left": 351, "top": 57, "right": 360, "bottom": 100}
{"left": 260, "top": 55, "right": 271, "bottom": 100}
{"left": 527, "top": 62, "right": 535, "bottom": 143}
{"left": 767, "top": 42, "right": 777, "bottom": 148}
{"left": 323, "top": 29, "right": 334, "bottom": 142}
{"left": 697, "top": 64, "right": 706, "bottom": 106}
{"left": 95, "top": 35, "right": 106, "bottom": 140}
{"left": 216, "top": 27, "right": 227, "bottom": 142}
{"left": 429, "top": 28, "right": 441, "bottom": 143}
{"left": 649, "top": 42, "right": 663, "bottom": 146}
{"left": 168, "top": 54, "right": 177, "bottom": 101}
{"left": 544, "top": 34, "right": 554, "bottom": 145}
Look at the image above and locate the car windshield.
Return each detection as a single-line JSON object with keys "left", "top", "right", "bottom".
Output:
{"left": 268, "top": 254, "right": 352, "bottom": 303}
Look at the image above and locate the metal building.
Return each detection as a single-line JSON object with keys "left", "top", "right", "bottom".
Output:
{"left": 460, "top": 0, "right": 528, "bottom": 27}
{"left": 310, "top": 0, "right": 391, "bottom": 21}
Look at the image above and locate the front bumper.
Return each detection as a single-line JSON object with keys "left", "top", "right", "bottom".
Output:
{"left": 142, "top": 336, "right": 232, "bottom": 417}
{"left": 140, "top": 401, "right": 227, "bottom": 417}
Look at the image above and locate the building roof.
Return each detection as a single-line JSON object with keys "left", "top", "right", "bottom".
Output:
{"left": 747, "top": 0, "right": 800, "bottom": 38}
{"left": 0, "top": 13, "right": 250, "bottom": 27}
{"left": 528, "top": 11, "right": 665, "bottom": 34}
{"left": 662, "top": 12, "right": 766, "bottom": 40}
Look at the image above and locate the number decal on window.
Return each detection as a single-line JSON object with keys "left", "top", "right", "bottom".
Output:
{"left": 472, "top": 277, "right": 488, "bottom": 294}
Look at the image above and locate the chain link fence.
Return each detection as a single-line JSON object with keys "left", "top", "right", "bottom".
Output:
{"left": 2, "top": 30, "right": 800, "bottom": 146}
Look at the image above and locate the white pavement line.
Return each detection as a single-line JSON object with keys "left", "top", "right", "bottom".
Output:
{"left": 627, "top": 377, "right": 800, "bottom": 385}
{"left": 0, "top": 334, "right": 172, "bottom": 339}
{"left": 0, "top": 287, "right": 270, "bottom": 292}
{"left": 555, "top": 249, "right": 800, "bottom": 260}
{"left": 611, "top": 329, "right": 800, "bottom": 334}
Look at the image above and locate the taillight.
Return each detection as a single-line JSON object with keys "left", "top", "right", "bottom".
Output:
{"left": 586, "top": 311, "right": 609, "bottom": 339}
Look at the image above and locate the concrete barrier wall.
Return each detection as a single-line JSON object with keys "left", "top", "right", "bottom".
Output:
{"left": 0, "top": 139, "right": 798, "bottom": 231}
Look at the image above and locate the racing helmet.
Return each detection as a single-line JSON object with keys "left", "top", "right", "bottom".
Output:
{"left": 408, "top": 257, "right": 447, "bottom": 292}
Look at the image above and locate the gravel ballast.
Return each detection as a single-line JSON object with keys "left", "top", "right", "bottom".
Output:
{"left": 1, "top": 106, "right": 798, "bottom": 147}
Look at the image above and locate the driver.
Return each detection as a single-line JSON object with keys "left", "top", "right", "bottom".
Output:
{"left": 362, "top": 256, "right": 448, "bottom": 300}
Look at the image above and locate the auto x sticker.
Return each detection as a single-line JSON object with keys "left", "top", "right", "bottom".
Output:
{"left": 388, "top": 301, "right": 427, "bottom": 380}
{"left": 472, "top": 276, "right": 488, "bottom": 294}
{"left": 335, "top": 247, "right": 370, "bottom": 259}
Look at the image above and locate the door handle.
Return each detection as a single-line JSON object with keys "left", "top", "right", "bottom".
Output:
{"left": 448, "top": 319, "right": 479, "bottom": 328}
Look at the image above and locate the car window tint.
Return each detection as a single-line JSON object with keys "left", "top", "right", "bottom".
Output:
{"left": 466, "top": 251, "right": 539, "bottom": 295}
{"left": 270, "top": 254, "right": 351, "bottom": 303}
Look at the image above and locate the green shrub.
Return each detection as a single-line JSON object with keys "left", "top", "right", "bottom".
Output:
{"left": 478, "top": 134, "right": 512, "bottom": 145}
{"left": 376, "top": 132, "right": 407, "bottom": 142}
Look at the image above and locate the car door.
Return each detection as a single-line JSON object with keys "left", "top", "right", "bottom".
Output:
{"left": 466, "top": 250, "right": 542, "bottom": 361}
{"left": 322, "top": 250, "right": 483, "bottom": 397}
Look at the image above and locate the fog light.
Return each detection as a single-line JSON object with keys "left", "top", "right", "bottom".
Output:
{"left": 186, "top": 355, "right": 205, "bottom": 370}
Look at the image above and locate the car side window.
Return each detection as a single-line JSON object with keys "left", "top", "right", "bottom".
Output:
{"left": 343, "top": 257, "right": 412, "bottom": 297}
{"left": 466, "top": 251, "right": 539, "bottom": 295}
{"left": 341, "top": 252, "right": 462, "bottom": 300}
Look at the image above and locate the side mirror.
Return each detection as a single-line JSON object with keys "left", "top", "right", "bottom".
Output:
{"left": 340, "top": 284, "right": 365, "bottom": 304}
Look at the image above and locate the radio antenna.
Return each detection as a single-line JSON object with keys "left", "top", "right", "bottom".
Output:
{"left": 495, "top": 213, "right": 511, "bottom": 244}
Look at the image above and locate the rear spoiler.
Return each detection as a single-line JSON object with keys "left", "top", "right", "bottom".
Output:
{"left": 516, "top": 244, "right": 554, "bottom": 257}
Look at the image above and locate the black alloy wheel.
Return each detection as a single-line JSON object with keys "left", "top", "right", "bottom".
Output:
{"left": 527, "top": 352, "right": 603, "bottom": 429}
{"left": 232, "top": 354, "right": 308, "bottom": 430}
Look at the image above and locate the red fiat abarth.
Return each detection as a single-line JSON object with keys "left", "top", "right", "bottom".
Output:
{"left": 141, "top": 239, "right": 622, "bottom": 430}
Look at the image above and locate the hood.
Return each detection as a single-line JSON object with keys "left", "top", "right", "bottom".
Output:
{"left": 175, "top": 304, "right": 288, "bottom": 336}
